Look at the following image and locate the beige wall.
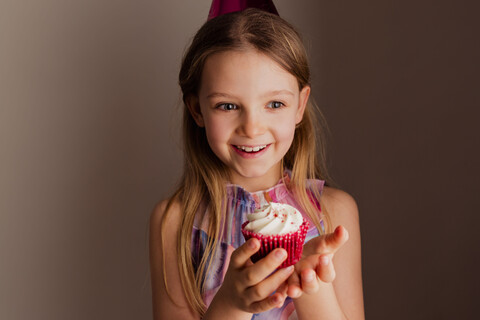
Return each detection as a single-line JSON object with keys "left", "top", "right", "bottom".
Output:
{"left": 1, "top": 1, "right": 204, "bottom": 319}
{"left": 1, "top": 1, "right": 478, "bottom": 319}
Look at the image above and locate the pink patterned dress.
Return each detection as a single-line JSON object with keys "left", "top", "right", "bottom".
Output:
{"left": 191, "top": 174, "right": 325, "bottom": 319}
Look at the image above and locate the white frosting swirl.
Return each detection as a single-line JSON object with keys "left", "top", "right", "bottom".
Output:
{"left": 244, "top": 202, "right": 303, "bottom": 235}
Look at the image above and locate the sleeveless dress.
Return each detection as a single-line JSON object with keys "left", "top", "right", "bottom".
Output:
{"left": 191, "top": 174, "right": 325, "bottom": 320}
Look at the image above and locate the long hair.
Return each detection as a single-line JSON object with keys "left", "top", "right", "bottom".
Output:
{"left": 160, "top": 8, "right": 332, "bottom": 316}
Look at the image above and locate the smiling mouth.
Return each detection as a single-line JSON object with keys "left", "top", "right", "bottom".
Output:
{"left": 234, "top": 145, "right": 268, "bottom": 153}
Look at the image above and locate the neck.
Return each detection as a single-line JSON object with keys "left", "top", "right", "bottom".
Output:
{"left": 228, "top": 166, "right": 283, "bottom": 193}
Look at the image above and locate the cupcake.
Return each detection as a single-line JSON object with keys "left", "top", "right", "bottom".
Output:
{"left": 241, "top": 202, "right": 309, "bottom": 268}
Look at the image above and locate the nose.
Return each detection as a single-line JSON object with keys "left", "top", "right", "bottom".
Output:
{"left": 238, "top": 108, "right": 266, "bottom": 138}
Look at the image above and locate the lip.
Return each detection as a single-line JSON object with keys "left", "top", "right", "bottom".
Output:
{"left": 231, "top": 144, "right": 271, "bottom": 159}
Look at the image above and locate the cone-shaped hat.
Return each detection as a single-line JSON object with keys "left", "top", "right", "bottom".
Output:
{"left": 208, "top": 0, "right": 279, "bottom": 20}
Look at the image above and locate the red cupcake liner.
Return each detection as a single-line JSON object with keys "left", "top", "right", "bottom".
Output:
{"left": 241, "top": 219, "right": 309, "bottom": 268}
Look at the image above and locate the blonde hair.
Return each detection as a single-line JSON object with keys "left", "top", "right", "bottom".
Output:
{"left": 160, "top": 8, "right": 332, "bottom": 316}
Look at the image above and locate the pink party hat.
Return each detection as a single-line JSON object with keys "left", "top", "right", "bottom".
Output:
{"left": 208, "top": 0, "right": 279, "bottom": 20}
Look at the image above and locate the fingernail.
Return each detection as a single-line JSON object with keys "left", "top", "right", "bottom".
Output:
{"left": 304, "top": 271, "right": 314, "bottom": 282}
{"left": 248, "top": 239, "right": 257, "bottom": 249}
{"left": 283, "top": 265, "right": 294, "bottom": 274}
{"left": 289, "top": 288, "right": 300, "bottom": 299}
{"left": 275, "top": 250, "right": 287, "bottom": 260}
{"left": 293, "top": 289, "right": 301, "bottom": 298}
{"left": 320, "top": 256, "right": 329, "bottom": 266}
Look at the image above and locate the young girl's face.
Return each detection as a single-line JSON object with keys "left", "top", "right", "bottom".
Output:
{"left": 189, "top": 49, "right": 310, "bottom": 191}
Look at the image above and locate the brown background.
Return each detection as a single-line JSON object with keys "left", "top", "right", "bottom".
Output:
{"left": 1, "top": 0, "right": 478, "bottom": 319}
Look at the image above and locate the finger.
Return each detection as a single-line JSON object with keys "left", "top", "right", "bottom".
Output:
{"left": 270, "top": 281, "right": 289, "bottom": 309}
{"left": 249, "top": 291, "right": 287, "bottom": 313}
{"left": 330, "top": 225, "right": 349, "bottom": 249}
{"left": 315, "top": 225, "right": 349, "bottom": 254}
{"left": 245, "top": 265, "right": 294, "bottom": 302}
{"left": 242, "top": 248, "right": 288, "bottom": 285}
{"left": 287, "top": 270, "right": 302, "bottom": 298}
{"left": 300, "top": 268, "right": 319, "bottom": 294}
{"left": 316, "top": 254, "right": 336, "bottom": 283}
{"left": 230, "top": 238, "right": 260, "bottom": 268}
{"left": 271, "top": 282, "right": 289, "bottom": 309}
{"left": 276, "top": 281, "right": 288, "bottom": 298}
{"left": 272, "top": 291, "right": 288, "bottom": 308}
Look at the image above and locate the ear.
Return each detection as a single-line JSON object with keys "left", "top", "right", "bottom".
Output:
{"left": 295, "top": 85, "right": 310, "bottom": 124}
{"left": 185, "top": 95, "right": 205, "bottom": 127}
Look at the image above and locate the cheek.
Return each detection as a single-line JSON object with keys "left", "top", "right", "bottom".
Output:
{"left": 274, "top": 120, "right": 296, "bottom": 148}
{"left": 204, "top": 118, "right": 232, "bottom": 150}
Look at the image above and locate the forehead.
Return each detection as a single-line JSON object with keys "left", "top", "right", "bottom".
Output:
{"left": 199, "top": 49, "right": 299, "bottom": 96}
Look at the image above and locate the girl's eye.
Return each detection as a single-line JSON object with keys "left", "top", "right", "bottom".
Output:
{"left": 217, "top": 103, "right": 237, "bottom": 111}
{"left": 267, "top": 101, "right": 285, "bottom": 109}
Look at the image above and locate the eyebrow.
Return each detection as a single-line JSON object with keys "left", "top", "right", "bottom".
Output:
{"left": 206, "top": 92, "right": 236, "bottom": 99}
{"left": 265, "top": 90, "right": 295, "bottom": 97}
{"left": 206, "top": 90, "right": 295, "bottom": 99}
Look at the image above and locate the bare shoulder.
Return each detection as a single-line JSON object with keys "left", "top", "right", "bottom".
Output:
{"left": 149, "top": 197, "right": 182, "bottom": 276}
{"left": 321, "top": 186, "right": 359, "bottom": 228}
{"left": 149, "top": 197, "right": 183, "bottom": 272}
{"left": 150, "top": 198, "right": 182, "bottom": 229}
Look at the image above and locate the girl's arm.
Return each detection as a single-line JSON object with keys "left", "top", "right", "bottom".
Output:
{"left": 291, "top": 187, "right": 365, "bottom": 319}
{"left": 149, "top": 200, "right": 199, "bottom": 319}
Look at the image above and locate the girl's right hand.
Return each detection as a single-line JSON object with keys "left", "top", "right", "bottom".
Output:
{"left": 205, "top": 238, "right": 295, "bottom": 318}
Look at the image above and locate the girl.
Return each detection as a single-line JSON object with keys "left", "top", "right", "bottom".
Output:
{"left": 150, "top": 5, "right": 364, "bottom": 320}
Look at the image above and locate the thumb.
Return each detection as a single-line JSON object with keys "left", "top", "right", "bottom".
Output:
{"left": 303, "top": 225, "right": 349, "bottom": 256}
{"left": 318, "top": 225, "right": 349, "bottom": 254}
{"left": 325, "top": 226, "right": 349, "bottom": 248}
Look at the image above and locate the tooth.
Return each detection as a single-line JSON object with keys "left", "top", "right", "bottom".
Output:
{"left": 253, "top": 146, "right": 260, "bottom": 152}
{"left": 245, "top": 147, "right": 253, "bottom": 152}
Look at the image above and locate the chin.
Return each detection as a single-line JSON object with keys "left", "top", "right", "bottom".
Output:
{"left": 233, "top": 165, "right": 278, "bottom": 180}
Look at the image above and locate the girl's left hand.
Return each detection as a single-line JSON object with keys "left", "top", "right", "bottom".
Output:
{"left": 287, "top": 225, "right": 349, "bottom": 298}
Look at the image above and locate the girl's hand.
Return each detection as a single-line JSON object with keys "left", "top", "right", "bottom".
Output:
{"left": 207, "top": 238, "right": 295, "bottom": 317}
{"left": 287, "top": 225, "right": 349, "bottom": 298}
